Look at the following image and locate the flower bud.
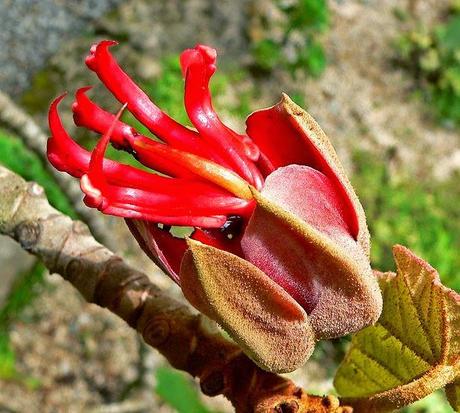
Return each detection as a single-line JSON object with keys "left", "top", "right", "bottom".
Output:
{"left": 47, "top": 42, "right": 382, "bottom": 373}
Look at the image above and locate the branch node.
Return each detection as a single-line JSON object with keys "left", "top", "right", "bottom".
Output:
{"left": 142, "top": 317, "right": 171, "bottom": 347}
{"left": 200, "top": 370, "right": 225, "bottom": 396}
{"left": 72, "top": 220, "right": 91, "bottom": 236}
{"left": 321, "top": 396, "right": 339, "bottom": 409}
{"left": 274, "top": 400, "right": 299, "bottom": 413}
{"left": 15, "top": 220, "right": 41, "bottom": 251}
{"left": 27, "top": 182, "right": 44, "bottom": 197}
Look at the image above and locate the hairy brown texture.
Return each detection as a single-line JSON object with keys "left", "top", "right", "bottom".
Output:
{"left": 0, "top": 166, "right": 352, "bottom": 413}
{"left": 181, "top": 239, "right": 315, "bottom": 373}
{"left": 245, "top": 188, "right": 382, "bottom": 340}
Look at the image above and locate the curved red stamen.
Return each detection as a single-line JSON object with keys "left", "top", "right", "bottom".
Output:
{"left": 72, "top": 87, "right": 249, "bottom": 182}
{"left": 180, "top": 45, "right": 264, "bottom": 189}
{"left": 73, "top": 87, "right": 134, "bottom": 148}
{"left": 48, "top": 95, "right": 254, "bottom": 224}
{"left": 85, "top": 41, "right": 214, "bottom": 159}
{"left": 49, "top": 94, "right": 157, "bottom": 186}
{"left": 83, "top": 102, "right": 127, "bottom": 203}
{"left": 73, "top": 87, "right": 202, "bottom": 178}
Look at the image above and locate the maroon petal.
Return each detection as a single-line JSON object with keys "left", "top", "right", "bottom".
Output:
{"left": 241, "top": 165, "right": 382, "bottom": 339}
{"left": 246, "top": 94, "right": 365, "bottom": 247}
{"left": 126, "top": 219, "right": 187, "bottom": 283}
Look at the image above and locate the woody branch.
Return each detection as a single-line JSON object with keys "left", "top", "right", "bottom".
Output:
{"left": 0, "top": 165, "right": 351, "bottom": 413}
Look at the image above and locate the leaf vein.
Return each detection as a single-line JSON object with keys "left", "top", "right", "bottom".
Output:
{"left": 401, "top": 274, "right": 435, "bottom": 361}
{"left": 377, "top": 320, "right": 431, "bottom": 365}
{"left": 355, "top": 347, "right": 407, "bottom": 384}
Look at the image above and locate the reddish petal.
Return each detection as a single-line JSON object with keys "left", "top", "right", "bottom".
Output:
{"left": 241, "top": 165, "right": 382, "bottom": 338}
{"left": 85, "top": 40, "right": 212, "bottom": 159}
{"left": 243, "top": 165, "right": 351, "bottom": 313}
{"left": 181, "top": 45, "right": 263, "bottom": 189}
{"left": 247, "top": 102, "right": 321, "bottom": 170}
{"left": 246, "top": 95, "right": 361, "bottom": 241}
{"left": 126, "top": 219, "right": 187, "bottom": 283}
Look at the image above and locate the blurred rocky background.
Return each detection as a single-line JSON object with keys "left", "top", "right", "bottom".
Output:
{"left": 0, "top": 0, "right": 459, "bottom": 412}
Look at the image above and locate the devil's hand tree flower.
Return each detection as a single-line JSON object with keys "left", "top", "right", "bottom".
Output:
{"left": 47, "top": 41, "right": 382, "bottom": 373}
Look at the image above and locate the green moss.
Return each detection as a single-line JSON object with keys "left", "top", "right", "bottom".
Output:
{"left": 20, "top": 68, "right": 62, "bottom": 115}
{"left": 394, "top": 3, "right": 460, "bottom": 127}
{"left": 250, "top": 0, "right": 329, "bottom": 77}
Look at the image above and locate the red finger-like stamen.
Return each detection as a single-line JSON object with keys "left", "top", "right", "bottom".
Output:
{"left": 180, "top": 47, "right": 259, "bottom": 162}
{"left": 73, "top": 87, "right": 201, "bottom": 178}
{"left": 80, "top": 104, "right": 252, "bottom": 226}
{"left": 72, "top": 87, "right": 134, "bottom": 148}
{"left": 49, "top": 95, "right": 253, "bottom": 220}
{"left": 85, "top": 41, "right": 212, "bottom": 158}
{"left": 133, "top": 139, "right": 253, "bottom": 200}
{"left": 72, "top": 87, "right": 237, "bottom": 179}
{"left": 101, "top": 204, "right": 227, "bottom": 227}
{"left": 81, "top": 176, "right": 252, "bottom": 216}
{"left": 84, "top": 102, "right": 128, "bottom": 198}
{"left": 180, "top": 45, "right": 264, "bottom": 189}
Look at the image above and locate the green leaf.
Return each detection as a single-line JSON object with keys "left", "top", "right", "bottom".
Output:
{"left": 334, "top": 246, "right": 460, "bottom": 412}
{"left": 446, "top": 379, "right": 460, "bottom": 411}
{"left": 155, "top": 366, "right": 218, "bottom": 413}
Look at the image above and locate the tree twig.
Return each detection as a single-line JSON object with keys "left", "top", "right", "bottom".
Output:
{"left": 0, "top": 165, "right": 352, "bottom": 413}
{"left": 0, "top": 90, "right": 113, "bottom": 248}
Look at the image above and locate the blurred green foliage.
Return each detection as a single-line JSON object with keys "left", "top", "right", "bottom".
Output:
{"left": 142, "top": 56, "right": 256, "bottom": 124}
{"left": 395, "top": 2, "right": 460, "bottom": 127}
{"left": 403, "top": 390, "right": 453, "bottom": 413}
{"left": 156, "top": 366, "right": 220, "bottom": 413}
{"left": 352, "top": 150, "right": 460, "bottom": 290}
{"left": 251, "top": 0, "right": 328, "bottom": 76}
{"left": 0, "top": 262, "right": 43, "bottom": 390}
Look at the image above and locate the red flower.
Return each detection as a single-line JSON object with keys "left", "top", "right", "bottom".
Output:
{"left": 48, "top": 41, "right": 382, "bottom": 373}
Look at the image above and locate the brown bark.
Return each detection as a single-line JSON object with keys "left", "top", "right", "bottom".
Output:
{"left": 0, "top": 165, "right": 352, "bottom": 413}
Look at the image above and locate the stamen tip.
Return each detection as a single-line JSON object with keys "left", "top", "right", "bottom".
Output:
{"left": 80, "top": 174, "right": 103, "bottom": 207}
